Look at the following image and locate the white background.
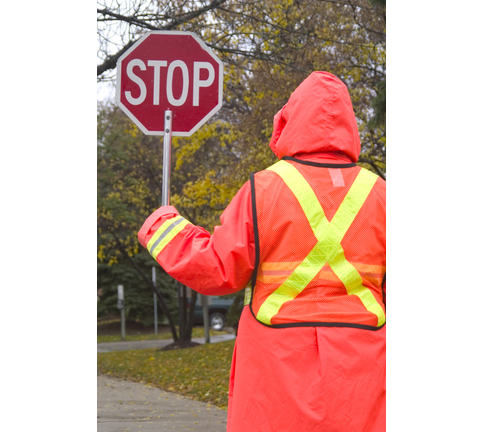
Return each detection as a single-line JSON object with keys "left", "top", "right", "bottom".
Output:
{"left": 1, "top": 2, "right": 483, "bottom": 431}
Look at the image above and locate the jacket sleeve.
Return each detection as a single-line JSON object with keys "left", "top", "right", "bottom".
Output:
{"left": 138, "top": 181, "right": 255, "bottom": 296}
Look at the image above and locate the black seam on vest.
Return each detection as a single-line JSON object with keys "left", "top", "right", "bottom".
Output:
{"left": 282, "top": 155, "right": 356, "bottom": 168}
{"left": 382, "top": 272, "right": 386, "bottom": 308}
{"left": 249, "top": 172, "right": 260, "bottom": 320}
{"left": 253, "top": 318, "right": 386, "bottom": 331}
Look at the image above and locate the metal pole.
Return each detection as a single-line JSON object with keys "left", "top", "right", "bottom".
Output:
{"left": 162, "top": 112, "right": 176, "bottom": 336}
{"left": 120, "top": 308, "right": 126, "bottom": 341}
{"left": 152, "top": 267, "right": 158, "bottom": 336}
{"left": 201, "top": 295, "right": 210, "bottom": 344}
{"left": 162, "top": 110, "right": 173, "bottom": 206}
{"left": 117, "top": 285, "right": 126, "bottom": 341}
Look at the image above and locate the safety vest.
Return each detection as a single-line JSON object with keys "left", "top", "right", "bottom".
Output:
{"left": 248, "top": 157, "right": 386, "bottom": 330}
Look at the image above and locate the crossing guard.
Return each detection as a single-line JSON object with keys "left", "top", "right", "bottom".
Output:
{"left": 138, "top": 71, "right": 386, "bottom": 431}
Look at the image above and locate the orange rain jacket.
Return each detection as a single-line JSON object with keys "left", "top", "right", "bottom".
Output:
{"left": 138, "top": 72, "right": 386, "bottom": 431}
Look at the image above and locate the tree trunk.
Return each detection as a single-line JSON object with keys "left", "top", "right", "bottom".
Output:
{"left": 114, "top": 235, "right": 179, "bottom": 341}
{"left": 178, "top": 283, "right": 198, "bottom": 342}
{"left": 186, "top": 289, "right": 198, "bottom": 339}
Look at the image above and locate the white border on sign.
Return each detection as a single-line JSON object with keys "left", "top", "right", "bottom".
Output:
{"left": 116, "top": 30, "right": 224, "bottom": 137}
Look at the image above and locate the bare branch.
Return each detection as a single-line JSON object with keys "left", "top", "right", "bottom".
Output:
{"left": 358, "top": 157, "right": 385, "bottom": 179}
{"left": 97, "top": 0, "right": 228, "bottom": 77}
{"left": 97, "top": 8, "right": 161, "bottom": 30}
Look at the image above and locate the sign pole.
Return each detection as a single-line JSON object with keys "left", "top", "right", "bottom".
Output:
{"left": 117, "top": 285, "right": 126, "bottom": 341}
{"left": 115, "top": 31, "right": 224, "bottom": 346}
{"left": 162, "top": 110, "right": 173, "bottom": 206}
{"left": 152, "top": 267, "right": 158, "bottom": 336}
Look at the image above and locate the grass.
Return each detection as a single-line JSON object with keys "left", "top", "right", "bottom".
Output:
{"left": 97, "top": 340, "right": 235, "bottom": 409}
{"left": 97, "top": 327, "right": 229, "bottom": 343}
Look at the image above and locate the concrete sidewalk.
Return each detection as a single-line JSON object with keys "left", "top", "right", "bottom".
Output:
{"left": 98, "top": 375, "right": 228, "bottom": 432}
{"left": 97, "top": 335, "right": 234, "bottom": 431}
{"left": 97, "top": 334, "right": 236, "bottom": 353}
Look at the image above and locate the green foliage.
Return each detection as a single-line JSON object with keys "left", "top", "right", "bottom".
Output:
{"left": 368, "top": 78, "right": 386, "bottom": 129}
{"left": 369, "top": 0, "right": 386, "bottom": 7}
{"left": 169, "top": 119, "right": 243, "bottom": 231}
{"left": 97, "top": 341, "right": 236, "bottom": 408}
{"left": 97, "top": 101, "right": 161, "bottom": 262}
{"left": 97, "top": 250, "right": 177, "bottom": 326}
{"left": 211, "top": 0, "right": 387, "bottom": 179}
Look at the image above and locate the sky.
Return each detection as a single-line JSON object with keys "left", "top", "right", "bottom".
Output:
{"left": 98, "top": 79, "right": 117, "bottom": 102}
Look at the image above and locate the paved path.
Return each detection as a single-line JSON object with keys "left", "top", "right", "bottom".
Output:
{"left": 97, "top": 335, "right": 235, "bottom": 431}
{"left": 97, "top": 334, "right": 236, "bottom": 353}
{"left": 98, "top": 375, "right": 228, "bottom": 432}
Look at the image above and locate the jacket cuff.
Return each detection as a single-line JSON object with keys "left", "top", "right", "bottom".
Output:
{"left": 138, "top": 206, "right": 179, "bottom": 248}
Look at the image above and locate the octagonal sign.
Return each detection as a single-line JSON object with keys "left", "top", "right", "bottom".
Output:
{"left": 116, "top": 31, "right": 223, "bottom": 136}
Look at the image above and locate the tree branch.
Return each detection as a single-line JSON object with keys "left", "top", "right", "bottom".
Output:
{"left": 97, "top": 0, "right": 228, "bottom": 77}
{"left": 358, "top": 157, "right": 385, "bottom": 179}
{"left": 97, "top": 8, "right": 160, "bottom": 30}
{"left": 98, "top": 40, "right": 136, "bottom": 77}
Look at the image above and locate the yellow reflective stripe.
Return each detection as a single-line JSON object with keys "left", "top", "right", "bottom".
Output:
{"left": 256, "top": 242, "right": 331, "bottom": 324}
{"left": 256, "top": 162, "right": 384, "bottom": 326}
{"left": 146, "top": 215, "right": 183, "bottom": 251}
{"left": 258, "top": 261, "right": 300, "bottom": 284}
{"left": 328, "top": 168, "right": 378, "bottom": 240}
{"left": 330, "top": 245, "right": 386, "bottom": 326}
{"left": 351, "top": 262, "right": 386, "bottom": 276}
{"left": 244, "top": 287, "right": 252, "bottom": 306}
{"left": 267, "top": 161, "right": 329, "bottom": 239}
{"left": 323, "top": 169, "right": 385, "bottom": 325}
{"left": 146, "top": 215, "right": 191, "bottom": 259}
{"left": 258, "top": 273, "right": 290, "bottom": 285}
{"left": 352, "top": 262, "right": 385, "bottom": 287}
{"left": 258, "top": 262, "right": 384, "bottom": 285}
{"left": 261, "top": 261, "right": 385, "bottom": 275}
{"left": 258, "top": 270, "right": 340, "bottom": 285}
{"left": 262, "top": 270, "right": 293, "bottom": 276}
{"left": 316, "top": 268, "right": 341, "bottom": 283}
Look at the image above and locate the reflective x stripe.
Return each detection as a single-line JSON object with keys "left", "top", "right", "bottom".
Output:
{"left": 146, "top": 215, "right": 191, "bottom": 259}
{"left": 256, "top": 161, "right": 385, "bottom": 326}
{"left": 257, "top": 262, "right": 385, "bottom": 285}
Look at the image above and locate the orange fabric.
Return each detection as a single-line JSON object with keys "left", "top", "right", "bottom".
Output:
{"left": 251, "top": 160, "right": 386, "bottom": 328}
{"left": 138, "top": 71, "right": 386, "bottom": 431}
{"left": 138, "top": 183, "right": 255, "bottom": 296}
{"left": 269, "top": 72, "right": 361, "bottom": 162}
{"left": 228, "top": 307, "right": 386, "bottom": 432}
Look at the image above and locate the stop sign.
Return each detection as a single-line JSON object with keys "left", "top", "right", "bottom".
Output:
{"left": 116, "top": 31, "right": 223, "bottom": 136}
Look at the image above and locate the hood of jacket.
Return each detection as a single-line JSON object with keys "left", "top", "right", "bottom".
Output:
{"left": 269, "top": 72, "right": 361, "bottom": 162}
